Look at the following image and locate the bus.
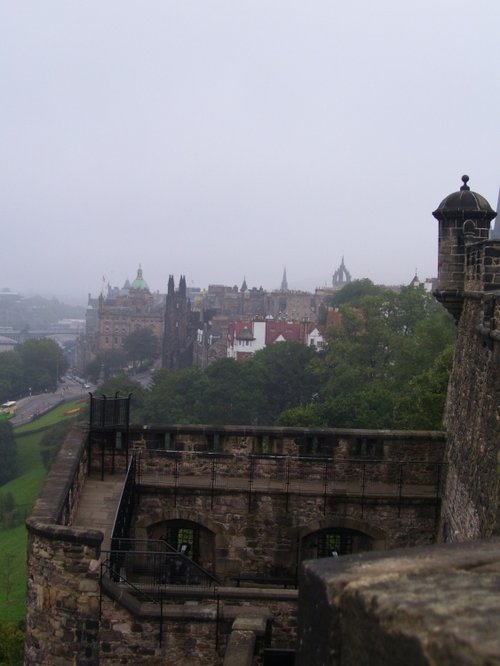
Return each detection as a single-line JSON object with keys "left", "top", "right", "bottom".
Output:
{"left": 1, "top": 401, "right": 17, "bottom": 416}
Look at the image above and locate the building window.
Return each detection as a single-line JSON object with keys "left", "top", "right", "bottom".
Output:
{"left": 164, "top": 522, "right": 200, "bottom": 561}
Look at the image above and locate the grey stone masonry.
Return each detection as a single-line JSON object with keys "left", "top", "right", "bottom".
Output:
{"left": 296, "top": 538, "right": 500, "bottom": 666}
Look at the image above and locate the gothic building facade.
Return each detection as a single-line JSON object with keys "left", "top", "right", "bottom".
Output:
{"left": 161, "top": 275, "right": 199, "bottom": 370}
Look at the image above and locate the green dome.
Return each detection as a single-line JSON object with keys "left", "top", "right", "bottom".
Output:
{"left": 130, "top": 266, "right": 149, "bottom": 291}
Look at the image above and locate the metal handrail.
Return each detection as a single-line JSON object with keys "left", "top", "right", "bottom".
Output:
{"left": 104, "top": 547, "right": 219, "bottom": 589}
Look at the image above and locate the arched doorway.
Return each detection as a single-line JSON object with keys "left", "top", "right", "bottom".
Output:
{"left": 301, "top": 527, "right": 372, "bottom": 558}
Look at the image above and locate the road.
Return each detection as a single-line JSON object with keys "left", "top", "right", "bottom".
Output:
{"left": 11, "top": 376, "right": 95, "bottom": 426}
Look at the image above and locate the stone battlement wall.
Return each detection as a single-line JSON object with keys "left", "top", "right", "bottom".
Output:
{"left": 464, "top": 238, "right": 500, "bottom": 293}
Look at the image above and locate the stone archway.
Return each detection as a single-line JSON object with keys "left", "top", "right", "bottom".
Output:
{"left": 294, "top": 517, "right": 387, "bottom": 564}
{"left": 134, "top": 508, "right": 222, "bottom": 575}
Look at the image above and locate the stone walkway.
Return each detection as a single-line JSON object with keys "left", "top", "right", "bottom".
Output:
{"left": 72, "top": 475, "right": 125, "bottom": 553}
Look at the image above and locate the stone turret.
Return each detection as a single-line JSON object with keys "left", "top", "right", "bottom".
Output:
{"left": 433, "top": 175, "right": 496, "bottom": 321}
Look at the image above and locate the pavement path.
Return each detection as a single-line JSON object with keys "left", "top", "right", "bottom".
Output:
{"left": 72, "top": 475, "right": 125, "bottom": 552}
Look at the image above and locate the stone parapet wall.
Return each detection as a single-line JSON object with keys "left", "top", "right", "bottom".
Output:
{"left": 25, "top": 530, "right": 102, "bottom": 665}
{"left": 137, "top": 448, "right": 444, "bottom": 491}
{"left": 99, "top": 583, "right": 296, "bottom": 665}
{"left": 296, "top": 538, "right": 500, "bottom": 666}
{"left": 90, "top": 426, "right": 446, "bottom": 485}
{"left": 25, "top": 425, "right": 105, "bottom": 665}
{"left": 125, "top": 424, "right": 445, "bottom": 456}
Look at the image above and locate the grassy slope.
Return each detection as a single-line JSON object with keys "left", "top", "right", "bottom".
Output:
{"left": 0, "top": 401, "right": 85, "bottom": 624}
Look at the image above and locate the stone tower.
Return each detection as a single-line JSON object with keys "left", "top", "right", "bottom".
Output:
{"left": 433, "top": 174, "right": 496, "bottom": 321}
{"left": 433, "top": 176, "right": 500, "bottom": 542}
{"left": 162, "top": 275, "right": 195, "bottom": 370}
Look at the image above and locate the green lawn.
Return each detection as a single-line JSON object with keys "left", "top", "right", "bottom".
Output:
{"left": 0, "top": 400, "right": 86, "bottom": 624}
{"left": 0, "top": 526, "right": 28, "bottom": 625}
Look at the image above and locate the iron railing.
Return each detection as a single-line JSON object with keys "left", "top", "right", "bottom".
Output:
{"left": 100, "top": 556, "right": 165, "bottom": 646}
{"left": 110, "top": 454, "right": 137, "bottom": 542}
{"left": 108, "top": 538, "right": 218, "bottom": 588}
{"left": 134, "top": 449, "right": 446, "bottom": 511}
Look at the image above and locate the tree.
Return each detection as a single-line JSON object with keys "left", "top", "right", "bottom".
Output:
{"left": 84, "top": 350, "right": 128, "bottom": 383}
{"left": 252, "top": 342, "right": 321, "bottom": 424}
{"left": 0, "top": 352, "right": 24, "bottom": 402}
{"left": 95, "top": 375, "right": 146, "bottom": 422}
{"left": 327, "top": 279, "right": 384, "bottom": 307}
{"left": 275, "top": 403, "right": 328, "bottom": 427}
{"left": 203, "top": 358, "right": 266, "bottom": 425}
{"left": 394, "top": 345, "right": 454, "bottom": 429}
{"left": 0, "top": 422, "right": 17, "bottom": 486}
{"left": 17, "top": 339, "right": 68, "bottom": 392}
{"left": 314, "top": 287, "right": 456, "bottom": 429}
{"left": 123, "top": 329, "right": 160, "bottom": 369}
{"left": 143, "top": 368, "right": 209, "bottom": 424}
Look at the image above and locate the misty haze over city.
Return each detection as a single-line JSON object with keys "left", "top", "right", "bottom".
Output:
{"left": 1, "top": 1, "right": 498, "bottom": 304}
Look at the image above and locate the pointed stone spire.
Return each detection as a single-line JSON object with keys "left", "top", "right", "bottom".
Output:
{"left": 167, "top": 275, "right": 175, "bottom": 295}
{"left": 179, "top": 275, "right": 186, "bottom": 296}
{"left": 281, "top": 267, "right": 288, "bottom": 292}
{"left": 241, "top": 276, "right": 248, "bottom": 292}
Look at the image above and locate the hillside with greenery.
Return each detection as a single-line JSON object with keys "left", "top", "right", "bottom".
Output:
{"left": 0, "top": 401, "right": 83, "bottom": 663}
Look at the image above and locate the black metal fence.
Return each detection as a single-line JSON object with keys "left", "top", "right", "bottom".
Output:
{"left": 110, "top": 454, "right": 137, "bottom": 546}
{"left": 89, "top": 393, "right": 131, "bottom": 428}
{"left": 107, "top": 539, "right": 218, "bottom": 591}
{"left": 135, "top": 449, "right": 446, "bottom": 510}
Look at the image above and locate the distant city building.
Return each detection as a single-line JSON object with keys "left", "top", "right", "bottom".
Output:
{"left": 95, "top": 266, "right": 164, "bottom": 354}
{"left": 332, "top": 256, "right": 352, "bottom": 290}
{"left": 409, "top": 272, "right": 437, "bottom": 292}
{"left": 226, "top": 319, "right": 327, "bottom": 361}
{"left": 0, "top": 334, "right": 17, "bottom": 353}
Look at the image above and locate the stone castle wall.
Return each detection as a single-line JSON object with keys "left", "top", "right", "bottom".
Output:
{"left": 25, "top": 427, "right": 104, "bottom": 666}
{"left": 26, "top": 426, "right": 304, "bottom": 664}
{"left": 441, "top": 295, "right": 500, "bottom": 540}
{"left": 133, "top": 485, "right": 439, "bottom": 581}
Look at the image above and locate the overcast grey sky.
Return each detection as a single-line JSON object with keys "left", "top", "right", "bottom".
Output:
{"left": 1, "top": 1, "right": 498, "bottom": 303}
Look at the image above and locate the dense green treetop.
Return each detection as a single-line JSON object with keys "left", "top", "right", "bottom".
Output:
{"left": 94, "top": 284, "right": 455, "bottom": 431}
{"left": 123, "top": 328, "right": 160, "bottom": 368}
{"left": 85, "top": 350, "right": 128, "bottom": 383}
{"left": 0, "top": 339, "right": 68, "bottom": 402}
{"left": 18, "top": 339, "right": 68, "bottom": 392}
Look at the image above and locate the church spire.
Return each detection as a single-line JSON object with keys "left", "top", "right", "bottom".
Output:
{"left": 281, "top": 267, "right": 288, "bottom": 292}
